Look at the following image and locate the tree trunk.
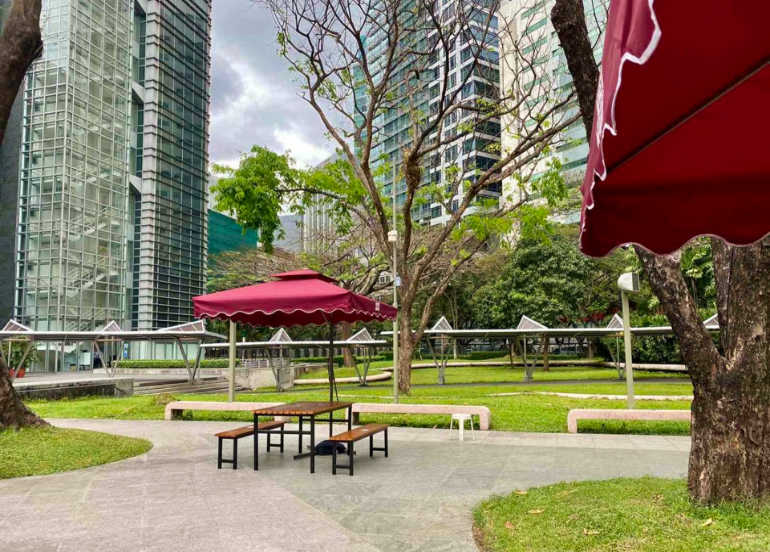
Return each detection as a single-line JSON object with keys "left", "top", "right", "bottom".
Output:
{"left": 689, "top": 375, "right": 770, "bottom": 501}
{"left": 0, "top": 357, "right": 48, "bottom": 429}
{"left": 0, "top": 0, "right": 42, "bottom": 145}
{"left": 687, "top": 239, "right": 770, "bottom": 501}
{"left": 397, "top": 313, "right": 414, "bottom": 394}
{"left": 340, "top": 322, "right": 354, "bottom": 368}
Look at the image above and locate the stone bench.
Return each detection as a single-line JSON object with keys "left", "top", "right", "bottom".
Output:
{"left": 567, "top": 408, "right": 691, "bottom": 433}
{"left": 164, "top": 401, "right": 284, "bottom": 420}
{"left": 351, "top": 403, "right": 491, "bottom": 430}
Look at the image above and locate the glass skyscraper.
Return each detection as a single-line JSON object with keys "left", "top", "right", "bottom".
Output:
{"left": 130, "top": 0, "right": 210, "bottom": 329}
{"left": 0, "top": 0, "right": 211, "bottom": 333}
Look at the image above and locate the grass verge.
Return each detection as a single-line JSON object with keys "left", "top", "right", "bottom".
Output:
{"left": 0, "top": 426, "right": 152, "bottom": 479}
{"left": 27, "top": 380, "right": 693, "bottom": 434}
{"left": 473, "top": 478, "right": 770, "bottom": 552}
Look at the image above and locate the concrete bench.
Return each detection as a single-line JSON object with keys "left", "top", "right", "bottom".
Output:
{"left": 165, "top": 400, "right": 491, "bottom": 430}
{"left": 165, "top": 401, "right": 284, "bottom": 420}
{"left": 351, "top": 403, "right": 491, "bottom": 430}
{"left": 567, "top": 408, "right": 691, "bottom": 433}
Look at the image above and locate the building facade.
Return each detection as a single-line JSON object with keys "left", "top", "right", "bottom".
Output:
{"left": 0, "top": 0, "right": 211, "bottom": 334}
{"left": 499, "top": 0, "right": 607, "bottom": 205}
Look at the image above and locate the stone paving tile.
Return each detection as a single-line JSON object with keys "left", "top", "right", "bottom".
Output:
{"left": 0, "top": 419, "right": 690, "bottom": 551}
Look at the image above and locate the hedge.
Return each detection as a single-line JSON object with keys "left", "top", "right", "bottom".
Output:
{"left": 293, "top": 354, "right": 389, "bottom": 366}
{"left": 114, "top": 359, "right": 239, "bottom": 369}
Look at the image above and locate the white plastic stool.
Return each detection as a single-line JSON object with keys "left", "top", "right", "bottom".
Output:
{"left": 449, "top": 413, "right": 475, "bottom": 441}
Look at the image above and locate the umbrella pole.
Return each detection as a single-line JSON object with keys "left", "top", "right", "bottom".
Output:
{"left": 327, "top": 322, "right": 337, "bottom": 403}
{"left": 228, "top": 320, "right": 236, "bottom": 402}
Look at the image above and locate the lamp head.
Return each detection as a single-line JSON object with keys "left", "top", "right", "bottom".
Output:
{"left": 617, "top": 272, "right": 640, "bottom": 293}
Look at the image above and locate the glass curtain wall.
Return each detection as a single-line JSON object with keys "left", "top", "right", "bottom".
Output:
{"left": 16, "top": 0, "right": 132, "bottom": 334}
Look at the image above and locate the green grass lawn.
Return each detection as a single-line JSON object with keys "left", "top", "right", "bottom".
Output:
{"left": 473, "top": 478, "right": 770, "bottom": 552}
{"left": 297, "top": 360, "right": 686, "bottom": 387}
{"left": 27, "top": 371, "right": 693, "bottom": 434}
{"left": 0, "top": 426, "right": 152, "bottom": 479}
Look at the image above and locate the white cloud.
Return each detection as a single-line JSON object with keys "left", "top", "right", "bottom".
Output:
{"left": 273, "top": 127, "right": 333, "bottom": 169}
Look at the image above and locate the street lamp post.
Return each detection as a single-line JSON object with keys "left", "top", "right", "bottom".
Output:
{"left": 388, "top": 230, "right": 399, "bottom": 403}
{"left": 617, "top": 272, "right": 639, "bottom": 409}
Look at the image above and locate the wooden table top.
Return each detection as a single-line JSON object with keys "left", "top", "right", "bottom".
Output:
{"left": 252, "top": 401, "right": 353, "bottom": 416}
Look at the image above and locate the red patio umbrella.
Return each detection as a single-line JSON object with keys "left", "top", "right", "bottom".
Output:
{"left": 581, "top": 0, "right": 770, "bottom": 256}
{"left": 193, "top": 270, "right": 397, "bottom": 400}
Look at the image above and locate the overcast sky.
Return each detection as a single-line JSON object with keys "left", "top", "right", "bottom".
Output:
{"left": 209, "top": 1, "right": 335, "bottom": 169}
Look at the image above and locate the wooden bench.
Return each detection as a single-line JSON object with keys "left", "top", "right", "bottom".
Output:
{"left": 567, "top": 409, "right": 691, "bottom": 433}
{"left": 328, "top": 423, "right": 388, "bottom": 476}
{"left": 215, "top": 421, "right": 285, "bottom": 469}
{"left": 351, "top": 403, "right": 491, "bottom": 430}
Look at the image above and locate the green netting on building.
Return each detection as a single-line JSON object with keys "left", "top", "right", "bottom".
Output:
{"left": 208, "top": 210, "right": 258, "bottom": 257}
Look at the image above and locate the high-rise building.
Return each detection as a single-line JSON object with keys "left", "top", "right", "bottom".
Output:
{"left": 129, "top": 0, "right": 210, "bottom": 329}
{"left": 499, "top": 0, "right": 607, "bottom": 205}
{"left": 359, "top": 1, "right": 502, "bottom": 225}
{"left": 0, "top": 0, "right": 211, "bottom": 333}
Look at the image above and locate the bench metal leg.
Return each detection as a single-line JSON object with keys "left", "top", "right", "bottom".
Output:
{"left": 298, "top": 416, "right": 303, "bottom": 453}
{"left": 332, "top": 447, "right": 337, "bottom": 475}
{"left": 385, "top": 428, "right": 388, "bottom": 458}
{"left": 218, "top": 437, "right": 241, "bottom": 470}
{"left": 254, "top": 414, "right": 259, "bottom": 471}
{"left": 349, "top": 442, "right": 354, "bottom": 476}
{"left": 309, "top": 415, "right": 316, "bottom": 473}
{"left": 369, "top": 434, "right": 373, "bottom": 457}
{"left": 280, "top": 424, "right": 285, "bottom": 453}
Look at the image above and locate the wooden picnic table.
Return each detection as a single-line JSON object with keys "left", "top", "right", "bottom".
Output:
{"left": 252, "top": 401, "right": 353, "bottom": 473}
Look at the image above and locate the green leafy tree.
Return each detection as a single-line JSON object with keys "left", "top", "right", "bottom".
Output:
{"left": 211, "top": 155, "right": 391, "bottom": 360}
{"left": 471, "top": 226, "right": 629, "bottom": 328}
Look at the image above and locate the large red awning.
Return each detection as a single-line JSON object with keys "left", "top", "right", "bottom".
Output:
{"left": 192, "top": 269, "right": 397, "bottom": 327}
{"left": 580, "top": 0, "right": 770, "bottom": 256}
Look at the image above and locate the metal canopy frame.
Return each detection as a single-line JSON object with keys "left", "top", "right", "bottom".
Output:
{"left": 384, "top": 314, "right": 721, "bottom": 388}
{"left": 0, "top": 319, "right": 225, "bottom": 382}
{"left": 202, "top": 329, "right": 389, "bottom": 391}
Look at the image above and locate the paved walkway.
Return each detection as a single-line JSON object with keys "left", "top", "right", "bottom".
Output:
{"left": 0, "top": 420, "right": 690, "bottom": 552}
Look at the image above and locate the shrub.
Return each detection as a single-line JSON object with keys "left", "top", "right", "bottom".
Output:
{"left": 600, "top": 313, "right": 683, "bottom": 364}
{"left": 467, "top": 350, "right": 508, "bottom": 360}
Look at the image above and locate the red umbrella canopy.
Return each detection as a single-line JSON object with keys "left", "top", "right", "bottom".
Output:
{"left": 193, "top": 269, "right": 397, "bottom": 327}
{"left": 581, "top": 0, "right": 770, "bottom": 257}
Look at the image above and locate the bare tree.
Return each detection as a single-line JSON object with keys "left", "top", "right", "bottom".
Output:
{"left": 0, "top": 0, "right": 42, "bottom": 145}
{"left": 262, "top": 0, "right": 579, "bottom": 391}
{"left": 552, "top": 0, "right": 770, "bottom": 504}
